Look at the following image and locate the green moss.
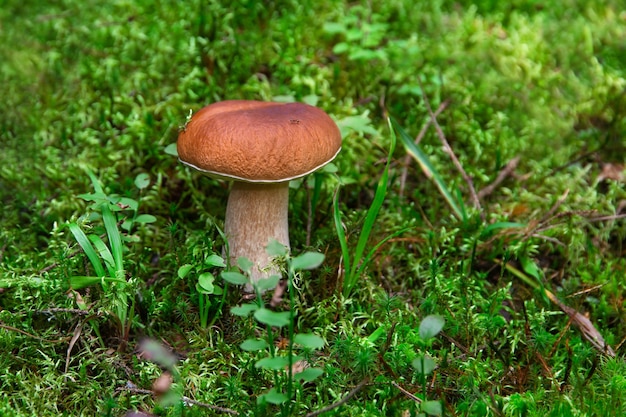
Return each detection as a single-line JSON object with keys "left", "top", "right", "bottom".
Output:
{"left": 1, "top": 0, "right": 624, "bottom": 415}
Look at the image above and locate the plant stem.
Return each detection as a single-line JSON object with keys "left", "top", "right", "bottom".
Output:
{"left": 287, "top": 265, "right": 295, "bottom": 413}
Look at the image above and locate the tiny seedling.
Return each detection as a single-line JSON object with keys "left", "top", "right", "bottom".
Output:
{"left": 177, "top": 253, "right": 227, "bottom": 329}
{"left": 222, "top": 241, "right": 325, "bottom": 414}
{"left": 412, "top": 314, "right": 445, "bottom": 417}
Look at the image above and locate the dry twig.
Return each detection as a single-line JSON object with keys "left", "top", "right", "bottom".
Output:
{"left": 391, "top": 381, "right": 422, "bottom": 403}
{"left": 64, "top": 322, "right": 83, "bottom": 373}
{"left": 399, "top": 100, "right": 449, "bottom": 198}
{"left": 116, "top": 386, "right": 240, "bottom": 415}
{"left": 477, "top": 156, "right": 521, "bottom": 200}
{"left": 415, "top": 76, "right": 482, "bottom": 216}
{"left": 305, "top": 378, "right": 369, "bottom": 417}
{"left": 0, "top": 322, "right": 70, "bottom": 343}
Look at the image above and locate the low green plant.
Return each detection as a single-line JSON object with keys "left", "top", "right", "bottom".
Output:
{"left": 334, "top": 118, "right": 412, "bottom": 297}
{"left": 412, "top": 314, "right": 445, "bottom": 417}
{"left": 221, "top": 241, "right": 325, "bottom": 414}
{"left": 177, "top": 253, "right": 227, "bottom": 329}
{"left": 67, "top": 171, "right": 155, "bottom": 346}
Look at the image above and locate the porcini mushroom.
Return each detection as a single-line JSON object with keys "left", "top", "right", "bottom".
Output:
{"left": 177, "top": 100, "right": 341, "bottom": 289}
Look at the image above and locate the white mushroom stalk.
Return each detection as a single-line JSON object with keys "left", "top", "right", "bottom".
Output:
{"left": 224, "top": 181, "right": 290, "bottom": 285}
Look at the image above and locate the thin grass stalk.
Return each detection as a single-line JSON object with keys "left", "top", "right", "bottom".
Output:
{"left": 391, "top": 117, "right": 463, "bottom": 220}
{"left": 333, "top": 189, "right": 351, "bottom": 286}
{"left": 340, "top": 118, "right": 396, "bottom": 296}
{"left": 87, "top": 234, "right": 116, "bottom": 279}
{"left": 356, "top": 227, "right": 413, "bottom": 278}
{"left": 286, "top": 264, "right": 296, "bottom": 415}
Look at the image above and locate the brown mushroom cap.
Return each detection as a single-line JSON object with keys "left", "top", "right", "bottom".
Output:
{"left": 177, "top": 100, "right": 342, "bottom": 182}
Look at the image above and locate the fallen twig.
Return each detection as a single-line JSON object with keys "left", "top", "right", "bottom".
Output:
{"left": 477, "top": 156, "right": 521, "bottom": 200}
{"left": 39, "top": 307, "right": 96, "bottom": 316}
{"left": 416, "top": 75, "right": 482, "bottom": 216}
{"left": 305, "top": 378, "right": 369, "bottom": 417}
{"left": 0, "top": 322, "right": 71, "bottom": 343}
{"left": 391, "top": 381, "right": 422, "bottom": 403}
{"left": 116, "top": 386, "right": 240, "bottom": 415}
{"left": 65, "top": 322, "right": 83, "bottom": 373}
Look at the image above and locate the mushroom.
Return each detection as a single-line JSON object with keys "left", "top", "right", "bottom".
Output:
{"left": 177, "top": 100, "right": 341, "bottom": 289}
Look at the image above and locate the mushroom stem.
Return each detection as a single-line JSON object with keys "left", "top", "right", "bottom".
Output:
{"left": 224, "top": 181, "right": 290, "bottom": 289}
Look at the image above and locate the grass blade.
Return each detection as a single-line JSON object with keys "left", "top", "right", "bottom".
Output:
{"left": 86, "top": 170, "right": 105, "bottom": 195}
{"left": 68, "top": 223, "right": 106, "bottom": 278}
{"left": 357, "top": 227, "right": 413, "bottom": 278}
{"left": 333, "top": 188, "right": 351, "bottom": 286}
{"left": 101, "top": 203, "right": 124, "bottom": 276}
{"left": 85, "top": 171, "right": 124, "bottom": 275}
{"left": 391, "top": 117, "right": 463, "bottom": 220}
{"left": 343, "top": 118, "right": 396, "bottom": 295}
{"left": 88, "top": 234, "right": 116, "bottom": 278}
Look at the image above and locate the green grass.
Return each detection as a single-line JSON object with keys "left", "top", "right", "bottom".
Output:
{"left": 1, "top": 0, "right": 625, "bottom": 416}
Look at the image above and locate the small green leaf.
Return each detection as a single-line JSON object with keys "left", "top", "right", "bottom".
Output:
{"left": 419, "top": 315, "right": 445, "bottom": 340}
{"left": 221, "top": 271, "right": 248, "bottom": 285}
{"left": 240, "top": 338, "right": 268, "bottom": 352}
{"left": 134, "top": 214, "right": 157, "bottom": 224}
{"left": 237, "top": 257, "right": 253, "bottom": 273}
{"left": 321, "top": 162, "right": 338, "bottom": 174}
{"left": 231, "top": 303, "right": 258, "bottom": 317}
{"left": 134, "top": 173, "right": 150, "bottom": 189}
{"left": 254, "top": 308, "right": 291, "bottom": 327}
{"left": 257, "top": 388, "right": 288, "bottom": 405}
{"left": 322, "top": 21, "right": 346, "bottom": 35}
{"left": 195, "top": 282, "right": 209, "bottom": 295}
{"left": 205, "top": 254, "right": 226, "bottom": 268}
{"left": 294, "top": 333, "right": 325, "bottom": 349}
{"left": 337, "top": 115, "right": 379, "bottom": 136}
{"left": 412, "top": 354, "right": 437, "bottom": 375}
{"left": 197, "top": 272, "right": 215, "bottom": 293}
{"left": 177, "top": 264, "right": 193, "bottom": 279}
{"left": 255, "top": 356, "right": 289, "bottom": 370}
{"left": 421, "top": 400, "right": 443, "bottom": 416}
{"left": 266, "top": 239, "right": 288, "bottom": 257}
{"left": 121, "top": 219, "right": 132, "bottom": 232}
{"left": 255, "top": 275, "right": 280, "bottom": 292}
{"left": 291, "top": 252, "right": 325, "bottom": 270}
{"left": 164, "top": 143, "right": 178, "bottom": 157}
{"left": 520, "top": 256, "right": 541, "bottom": 280}
{"left": 77, "top": 192, "right": 108, "bottom": 203}
{"left": 118, "top": 197, "right": 138, "bottom": 211}
{"left": 332, "top": 42, "right": 349, "bottom": 55}
{"left": 295, "top": 367, "right": 324, "bottom": 382}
